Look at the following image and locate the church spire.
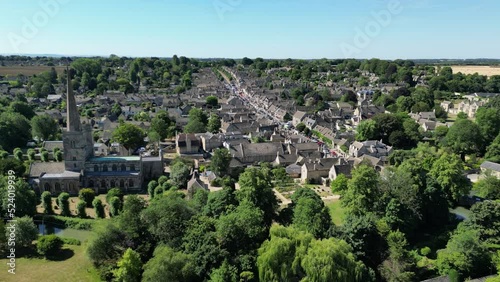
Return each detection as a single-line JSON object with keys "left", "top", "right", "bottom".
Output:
{"left": 66, "top": 67, "right": 81, "bottom": 132}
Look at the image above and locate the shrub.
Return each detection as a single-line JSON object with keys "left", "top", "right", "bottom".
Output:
{"left": 154, "top": 186, "right": 164, "bottom": 198}
{"left": 92, "top": 198, "right": 105, "bottom": 219}
{"left": 61, "top": 237, "right": 81, "bottom": 246}
{"left": 57, "top": 192, "right": 71, "bottom": 216}
{"left": 420, "top": 246, "right": 431, "bottom": 257}
{"left": 27, "top": 149, "right": 36, "bottom": 161}
{"left": 106, "top": 188, "right": 124, "bottom": 204}
{"left": 77, "top": 200, "right": 87, "bottom": 218}
{"left": 41, "top": 151, "right": 49, "bottom": 162}
{"left": 37, "top": 234, "right": 63, "bottom": 257}
{"left": 41, "top": 191, "right": 53, "bottom": 214}
{"left": 109, "top": 196, "right": 122, "bottom": 217}
{"left": 79, "top": 188, "right": 95, "bottom": 207}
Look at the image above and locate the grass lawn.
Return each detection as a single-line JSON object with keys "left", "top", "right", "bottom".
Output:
{"left": 325, "top": 199, "right": 346, "bottom": 226}
{"left": 0, "top": 243, "right": 101, "bottom": 282}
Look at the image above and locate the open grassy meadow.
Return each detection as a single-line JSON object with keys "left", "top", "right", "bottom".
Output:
{"left": 325, "top": 199, "right": 346, "bottom": 225}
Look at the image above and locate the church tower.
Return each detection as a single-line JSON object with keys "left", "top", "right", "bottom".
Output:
{"left": 63, "top": 68, "right": 94, "bottom": 172}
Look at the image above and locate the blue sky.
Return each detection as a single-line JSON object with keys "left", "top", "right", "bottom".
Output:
{"left": 0, "top": 0, "right": 499, "bottom": 59}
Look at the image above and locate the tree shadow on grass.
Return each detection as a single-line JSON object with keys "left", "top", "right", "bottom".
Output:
{"left": 46, "top": 248, "right": 75, "bottom": 261}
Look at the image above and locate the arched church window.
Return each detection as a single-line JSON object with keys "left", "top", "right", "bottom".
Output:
{"left": 101, "top": 180, "right": 106, "bottom": 188}
{"left": 130, "top": 164, "right": 136, "bottom": 171}
{"left": 94, "top": 165, "right": 99, "bottom": 172}
{"left": 44, "top": 183, "right": 51, "bottom": 192}
{"left": 121, "top": 164, "right": 126, "bottom": 171}
{"left": 120, "top": 180, "right": 125, "bottom": 188}
{"left": 128, "top": 179, "right": 134, "bottom": 187}
{"left": 112, "top": 164, "right": 117, "bottom": 171}
{"left": 55, "top": 183, "right": 61, "bottom": 193}
{"left": 89, "top": 180, "right": 94, "bottom": 187}
{"left": 110, "top": 180, "right": 116, "bottom": 188}
{"left": 103, "top": 165, "right": 108, "bottom": 172}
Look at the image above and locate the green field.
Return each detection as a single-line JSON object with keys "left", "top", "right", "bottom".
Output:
{"left": 0, "top": 243, "right": 100, "bottom": 282}
{"left": 325, "top": 199, "right": 346, "bottom": 225}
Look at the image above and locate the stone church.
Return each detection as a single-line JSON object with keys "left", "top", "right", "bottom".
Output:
{"left": 29, "top": 70, "right": 163, "bottom": 195}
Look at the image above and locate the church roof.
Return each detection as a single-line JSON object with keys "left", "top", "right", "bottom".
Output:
{"left": 29, "top": 162, "right": 65, "bottom": 178}
{"left": 89, "top": 156, "right": 141, "bottom": 162}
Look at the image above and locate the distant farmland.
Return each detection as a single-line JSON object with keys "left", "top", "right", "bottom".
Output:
{"left": 0, "top": 65, "right": 66, "bottom": 76}
{"left": 450, "top": 65, "right": 500, "bottom": 77}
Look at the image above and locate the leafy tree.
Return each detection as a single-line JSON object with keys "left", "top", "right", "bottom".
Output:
{"left": 185, "top": 108, "right": 208, "bottom": 133}
{"left": 475, "top": 175, "right": 500, "bottom": 200}
{"left": 257, "top": 225, "right": 314, "bottom": 282}
{"left": 210, "top": 148, "right": 231, "bottom": 177}
{"left": 109, "top": 196, "right": 122, "bottom": 217}
{"left": 330, "top": 174, "right": 348, "bottom": 194}
{"left": 207, "top": 114, "right": 221, "bottom": 134}
{"left": 356, "top": 120, "right": 377, "bottom": 141}
{"left": 58, "top": 192, "right": 71, "bottom": 216}
{"left": 237, "top": 167, "right": 278, "bottom": 226}
{"left": 206, "top": 95, "right": 219, "bottom": 107}
{"left": 111, "top": 103, "right": 122, "bottom": 117}
{"left": 436, "top": 228, "right": 491, "bottom": 279}
{"left": 183, "top": 215, "right": 226, "bottom": 279}
{"left": 37, "top": 234, "right": 63, "bottom": 257}
{"left": 291, "top": 188, "right": 331, "bottom": 238}
{"left": 445, "top": 119, "right": 484, "bottom": 159}
{"left": 466, "top": 201, "right": 500, "bottom": 245}
{"left": 113, "top": 248, "right": 142, "bottom": 282}
{"left": 142, "top": 245, "right": 198, "bottom": 282}
{"left": 31, "top": 114, "right": 59, "bottom": 141}
{"left": 8, "top": 101, "right": 36, "bottom": 120}
{"left": 379, "top": 231, "right": 415, "bottom": 282}
{"left": 141, "top": 193, "right": 195, "bottom": 248}
{"left": 430, "top": 153, "right": 471, "bottom": 203}
{"left": 216, "top": 201, "right": 267, "bottom": 255}
{"left": 190, "top": 188, "right": 208, "bottom": 213}
{"left": 0, "top": 112, "right": 31, "bottom": 152}
{"left": 342, "top": 165, "right": 382, "bottom": 215}
{"left": 41, "top": 191, "right": 53, "bottom": 214}
{"left": 77, "top": 200, "right": 87, "bottom": 218}
{"left": 296, "top": 123, "right": 306, "bottom": 132}
{"left": 203, "top": 186, "right": 238, "bottom": 218}
{"left": 301, "top": 237, "right": 372, "bottom": 282}
{"left": 209, "top": 260, "right": 239, "bottom": 282}
{"left": 336, "top": 213, "right": 386, "bottom": 268}
{"left": 150, "top": 111, "right": 175, "bottom": 139}
{"left": 170, "top": 161, "right": 191, "bottom": 188}
{"left": 93, "top": 198, "right": 105, "bottom": 219}
{"left": 117, "top": 195, "right": 146, "bottom": 240}
{"left": 0, "top": 178, "right": 36, "bottom": 218}
{"left": 79, "top": 188, "right": 95, "bottom": 207}
{"left": 0, "top": 158, "right": 26, "bottom": 176}
{"left": 112, "top": 123, "right": 145, "bottom": 152}
{"left": 87, "top": 222, "right": 127, "bottom": 268}
{"left": 9, "top": 216, "right": 38, "bottom": 248}
{"left": 485, "top": 134, "right": 500, "bottom": 163}
{"left": 475, "top": 107, "right": 500, "bottom": 144}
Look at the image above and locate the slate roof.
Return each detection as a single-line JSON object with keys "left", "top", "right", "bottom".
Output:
{"left": 29, "top": 162, "right": 65, "bottom": 178}
{"left": 480, "top": 161, "right": 500, "bottom": 172}
{"left": 43, "top": 141, "right": 64, "bottom": 152}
